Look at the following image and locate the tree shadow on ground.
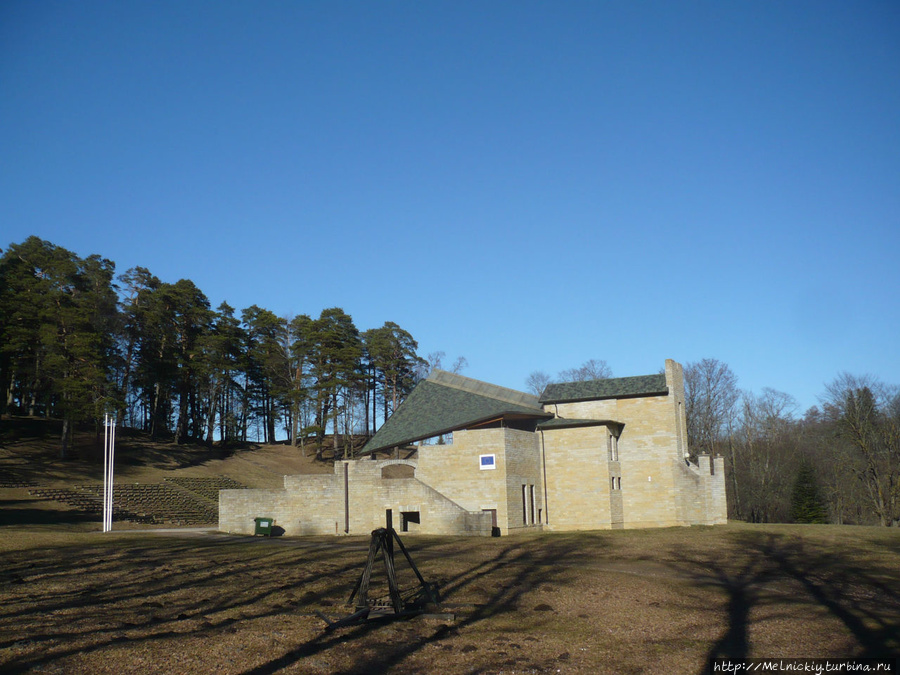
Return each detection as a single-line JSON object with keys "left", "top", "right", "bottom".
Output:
{"left": 663, "top": 529, "right": 900, "bottom": 673}
{"left": 0, "top": 500, "right": 98, "bottom": 526}
{"left": 240, "top": 535, "right": 597, "bottom": 675}
{"left": 0, "top": 533, "right": 595, "bottom": 674}
{"left": 0, "top": 535, "right": 369, "bottom": 673}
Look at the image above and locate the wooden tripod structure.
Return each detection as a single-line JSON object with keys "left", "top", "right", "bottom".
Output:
{"left": 320, "top": 527, "right": 440, "bottom": 631}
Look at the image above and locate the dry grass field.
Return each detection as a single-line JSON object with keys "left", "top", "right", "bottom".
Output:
{"left": 1, "top": 419, "right": 898, "bottom": 674}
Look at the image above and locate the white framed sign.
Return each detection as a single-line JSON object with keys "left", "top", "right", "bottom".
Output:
{"left": 479, "top": 454, "right": 496, "bottom": 470}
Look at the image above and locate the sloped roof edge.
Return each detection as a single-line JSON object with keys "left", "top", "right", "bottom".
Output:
{"left": 541, "top": 374, "right": 668, "bottom": 404}
{"left": 427, "top": 369, "right": 543, "bottom": 409}
{"left": 359, "top": 375, "right": 547, "bottom": 456}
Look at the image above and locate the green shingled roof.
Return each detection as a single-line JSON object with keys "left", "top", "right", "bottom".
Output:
{"left": 359, "top": 370, "right": 549, "bottom": 455}
{"left": 540, "top": 374, "right": 667, "bottom": 404}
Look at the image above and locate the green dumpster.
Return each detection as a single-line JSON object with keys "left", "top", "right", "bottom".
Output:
{"left": 254, "top": 517, "right": 274, "bottom": 536}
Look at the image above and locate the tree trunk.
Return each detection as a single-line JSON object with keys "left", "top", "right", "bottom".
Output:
{"left": 60, "top": 417, "right": 70, "bottom": 459}
{"left": 266, "top": 393, "right": 276, "bottom": 444}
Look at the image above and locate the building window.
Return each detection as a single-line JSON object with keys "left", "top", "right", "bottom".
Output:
{"left": 611, "top": 476, "right": 621, "bottom": 491}
{"left": 608, "top": 433, "right": 619, "bottom": 462}
{"left": 529, "top": 484, "right": 535, "bottom": 525}
{"left": 522, "top": 484, "right": 528, "bottom": 525}
{"left": 479, "top": 454, "right": 496, "bottom": 470}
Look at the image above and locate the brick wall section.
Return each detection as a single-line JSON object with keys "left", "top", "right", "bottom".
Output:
{"left": 710, "top": 456, "right": 728, "bottom": 524}
{"left": 343, "top": 459, "right": 491, "bottom": 535}
{"left": 541, "top": 425, "right": 611, "bottom": 530}
{"left": 219, "top": 459, "right": 492, "bottom": 536}
{"left": 539, "top": 359, "right": 726, "bottom": 530}
{"left": 219, "top": 473, "right": 343, "bottom": 536}
{"left": 546, "top": 394, "right": 684, "bottom": 528}
{"left": 416, "top": 427, "right": 542, "bottom": 534}
{"left": 417, "top": 429, "right": 507, "bottom": 521}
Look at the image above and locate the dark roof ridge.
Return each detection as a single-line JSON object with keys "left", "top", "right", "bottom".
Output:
{"left": 540, "top": 373, "right": 668, "bottom": 404}
{"left": 427, "top": 369, "right": 543, "bottom": 411}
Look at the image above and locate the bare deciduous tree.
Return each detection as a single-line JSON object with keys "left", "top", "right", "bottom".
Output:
{"left": 557, "top": 359, "right": 612, "bottom": 382}
{"left": 684, "top": 358, "right": 739, "bottom": 459}
{"left": 525, "top": 370, "right": 552, "bottom": 397}
{"left": 824, "top": 373, "right": 900, "bottom": 527}
{"left": 419, "top": 351, "right": 468, "bottom": 380}
{"left": 732, "top": 388, "right": 799, "bottom": 523}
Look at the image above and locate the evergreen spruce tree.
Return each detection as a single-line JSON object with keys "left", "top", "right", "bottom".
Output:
{"left": 790, "top": 464, "right": 828, "bottom": 524}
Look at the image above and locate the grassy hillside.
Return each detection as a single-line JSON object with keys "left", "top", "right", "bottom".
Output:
{"left": 0, "top": 416, "right": 334, "bottom": 487}
{"left": 0, "top": 416, "right": 335, "bottom": 530}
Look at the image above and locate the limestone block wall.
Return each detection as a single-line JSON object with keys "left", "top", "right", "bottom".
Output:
{"left": 665, "top": 359, "right": 690, "bottom": 461}
{"left": 342, "top": 459, "right": 492, "bottom": 535}
{"left": 541, "top": 425, "right": 613, "bottom": 531}
{"left": 671, "top": 459, "right": 705, "bottom": 525}
{"left": 219, "top": 460, "right": 493, "bottom": 537}
{"left": 416, "top": 428, "right": 542, "bottom": 534}
{"left": 219, "top": 488, "right": 293, "bottom": 535}
{"left": 220, "top": 474, "right": 344, "bottom": 536}
{"left": 710, "top": 457, "right": 727, "bottom": 524}
{"left": 501, "top": 428, "right": 543, "bottom": 533}
{"left": 547, "top": 396, "right": 683, "bottom": 528}
{"left": 667, "top": 455, "right": 729, "bottom": 526}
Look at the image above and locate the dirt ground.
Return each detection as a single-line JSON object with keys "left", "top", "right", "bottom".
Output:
{"left": 1, "top": 421, "right": 898, "bottom": 673}
{"left": 1, "top": 523, "right": 898, "bottom": 675}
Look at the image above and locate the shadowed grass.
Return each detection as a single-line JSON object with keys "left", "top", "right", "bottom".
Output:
{"left": 0, "top": 524, "right": 897, "bottom": 674}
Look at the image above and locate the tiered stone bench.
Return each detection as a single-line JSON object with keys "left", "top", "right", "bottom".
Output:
{"left": 164, "top": 476, "right": 246, "bottom": 502}
{"left": 28, "top": 478, "right": 247, "bottom": 525}
{"left": 0, "top": 469, "right": 35, "bottom": 488}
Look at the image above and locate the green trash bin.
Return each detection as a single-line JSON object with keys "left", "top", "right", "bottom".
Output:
{"left": 254, "top": 517, "right": 274, "bottom": 536}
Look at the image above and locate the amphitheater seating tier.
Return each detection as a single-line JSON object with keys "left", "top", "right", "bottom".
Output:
{"left": 27, "top": 477, "right": 247, "bottom": 525}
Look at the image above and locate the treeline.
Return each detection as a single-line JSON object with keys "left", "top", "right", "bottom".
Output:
{"left": 0, "top": 237, "right": 431, "bottom": 458}
{"left": 4, "top": 237, "right": 897, "bottom": 527}
{"left": 684, "top": 358, "right": 900, "bottom": 527}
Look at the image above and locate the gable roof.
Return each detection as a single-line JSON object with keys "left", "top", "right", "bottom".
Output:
{"left": 540, "top": 374, "right": 668, "bottom": 404}
{"left": 359, "top": 370, "right": 549, "bottom": 455}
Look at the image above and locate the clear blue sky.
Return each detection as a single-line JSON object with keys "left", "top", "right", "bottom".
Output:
{"left": 2, "top": 1, "right": 898, "bottom": 414}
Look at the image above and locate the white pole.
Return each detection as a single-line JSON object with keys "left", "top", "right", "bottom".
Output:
{"left": 102, "top": 413, "right": 109, "bottom": 532}
{"left": 102, "top": 414, "right": 116, "bottom": 532}
{"left": 108, "top": 416, "right": 115, "bottom": 531}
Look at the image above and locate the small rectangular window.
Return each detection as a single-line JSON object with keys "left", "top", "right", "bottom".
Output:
{"left": 529, "top": 485, "right": 535, "bottom": 525}
{"left": 479, "top": 454, "right": 496, "bottom": 470}
{"left": 522, "top": 484, "right": 528, "bottom": 525}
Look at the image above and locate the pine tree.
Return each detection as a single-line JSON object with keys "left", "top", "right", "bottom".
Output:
{"left": 0, "top": 237, "right": 117, "bottom": 456}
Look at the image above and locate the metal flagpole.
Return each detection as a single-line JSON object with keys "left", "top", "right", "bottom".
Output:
{"left": 108, "top": 416, "right": 115, "bottom": 531}
{"left": 102, "top": 413, "right": 116, "bottom": 532}
{"left": 102, "top": 413, "right": 108, "bottom": 531}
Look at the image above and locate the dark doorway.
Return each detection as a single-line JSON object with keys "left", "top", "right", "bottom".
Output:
{"left": 483, "top": 508, "right": 500, "bottom": 537}
{"left": 400, "top": 511, "right": 420, "bottom": 532}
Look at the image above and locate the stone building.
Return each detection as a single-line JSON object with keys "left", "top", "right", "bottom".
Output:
{"left": 219, "top": 359, "right": 727, "bottom": 536}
